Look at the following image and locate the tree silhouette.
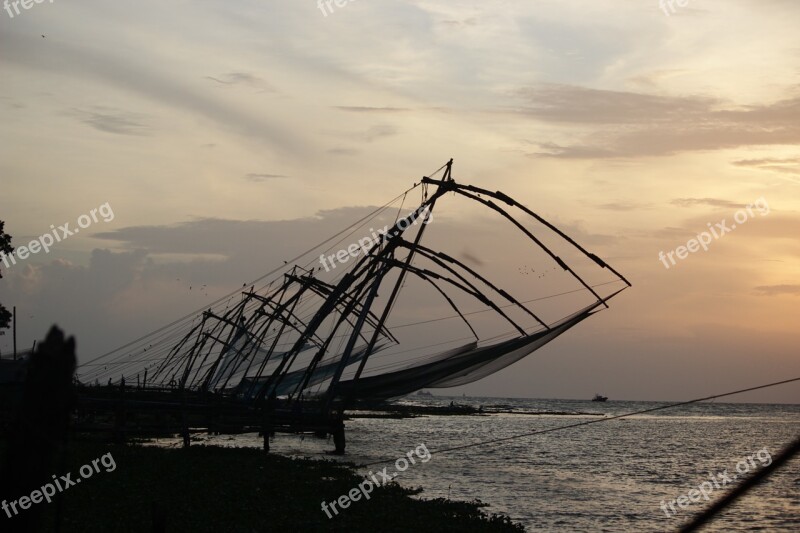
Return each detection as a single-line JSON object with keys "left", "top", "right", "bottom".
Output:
{"left": 0, "top": 220, "right": 13, "bottom": 334}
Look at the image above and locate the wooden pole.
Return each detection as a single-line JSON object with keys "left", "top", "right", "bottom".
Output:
{"left": 13, "top": 305, "right": 17, "bottom": 359}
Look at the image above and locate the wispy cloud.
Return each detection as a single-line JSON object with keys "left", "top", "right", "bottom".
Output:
{"left": 732, "top": 157, "right": 800, "bottom": 175}
{"left": 205, "top": 72, "right": 275, "bottom": 92}
{"left": 335, "top": 106, "right": 410, "bottom": 113}
{"left": 352, "top": 124, "right": 398, "bottom": 142}
{"left": 244, "top": 173, "right": 289, "bottom": 182}
{"left": 754, "top": 284, "right": 800, "bottom": 296}
{"left": 67, "top": 107, "right": 149, "bottom": 136}
{"left": 1, "top": 37, "right": 302, "bottom": 154}
{"left": 595, "top": 201, "right": 651, "bottom": 211}
{"left": 324, "top": 125, "right": 398, "bottom": 147}
{"left": 516, "top": 84, "right": 716, "bottom": 125}
{"left": 518, "top": 84, "right": 800, "bottom": 158}
{"left": 671, "top": 198, "right": 743, "bottom": 209}
{"left": 441, "top": 18, "right": 478, "bottom": 27}
{"left": 328, "top": 148, "right": 359, "bottom": 156}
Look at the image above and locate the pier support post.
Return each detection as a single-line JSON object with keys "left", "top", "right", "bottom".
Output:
{"left": 114, "top": 379, "right": 127, "bottom": 444}
{"left": 180, "top": 389, "right": 190, "bottom": 449}
{"left": 332, "top": 419, "right": 346, "bottom": 455}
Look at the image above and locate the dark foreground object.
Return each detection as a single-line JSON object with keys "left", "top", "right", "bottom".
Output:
{"left": 6, "top": 440, "right": 522, "bottom": 532}
{"left": 1, "top": 326, "right": 76, "bottom": 532}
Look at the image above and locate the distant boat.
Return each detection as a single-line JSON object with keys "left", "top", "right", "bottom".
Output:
{"left": 591, "top": 394, "right": 608, "bottom": 402}
{"left": 416, "top": 390, "right": 433, "bottom": 397}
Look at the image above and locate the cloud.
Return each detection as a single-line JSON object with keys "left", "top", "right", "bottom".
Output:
{"left": 327, "top": 148, "right": 359, "bottom": 156}
{"left": 205, "top": 72, "right": 275, "bottom": 92}
{"left": 626, "top": 69, "right": 691, "bottom": 90}
{"left": 0, "top": 95, "right": 25, "bottom": 110}
{"left": 67, "top": 107, "right": 149, "bottom": 136}
{"left": 555, "top": 221, "right": 619, "bottom": 247}
{"left": 3, "top": 201, "right": 625, "bottom": 362}
{"left": 648, "top": 213, "right": 799, "bottom": 248}
{"left": 353, "top": 125, "right": 398, "bottom": 142}
{"left": 595, "top": 202, "right": 651, "bottom": 211}
{"left": 517, "top": 84, "right": 800, "bottom": 158}
{"left": 528, "top": 143, "right": 616, "bottom": 159}
{"left": 732, "top": 157, "right": 800, "bottom": 175}
{"left": 754, "top": 284, "right": 800, "bottom": 296}
{"left": 0, "top": 250, "right": 152, "bottom": 356}
{"left": 516, "top": 84, "right": 716, "bottom": 125}
{"left": 671, "top": 198, "right": 743, "bottom": 209}
{"left": 91, "top": 208, "right": 393, "bottom": 257}
{"left": 335, "top": 106, "right": 411, "bottom": 113}
{"left": 0, "top": 34, "right": 303, "bottom": 154}
{"left": 458, "top": 249, "right": 484, "bottom": 266}
{"left": 441, "top": 18, "right": 478, "bottom": 27}
{"left": 244, "top": 173, "right": 289, "bottom": 182}
{"left": 324, "top": 125, "right": 398, "bottom": 148}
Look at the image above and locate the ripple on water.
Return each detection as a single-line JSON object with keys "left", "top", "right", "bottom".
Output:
{"left": 167, "top": 398, "right": 798, "bottom": 531}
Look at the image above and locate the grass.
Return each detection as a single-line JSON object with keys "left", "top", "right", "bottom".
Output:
{"left": 4, "top": 440, "right": 524, "bottom": 532}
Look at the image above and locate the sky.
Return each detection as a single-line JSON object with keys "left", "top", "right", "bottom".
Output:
{"left": 1, "top": 0, "right": 798, "bottom": 403}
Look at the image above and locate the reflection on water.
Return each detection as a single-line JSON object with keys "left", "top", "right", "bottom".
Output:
{"left": 157, "top": 397, "right": 800, "bottom": 532}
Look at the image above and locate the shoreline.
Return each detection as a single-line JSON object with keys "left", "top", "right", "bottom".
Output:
{"left": 346, "top": 402, "right": 606, "bottom": 419}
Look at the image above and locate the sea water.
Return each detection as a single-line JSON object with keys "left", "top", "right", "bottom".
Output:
{"left": 179, "top": 397, "right": 800, "bottom": 532}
